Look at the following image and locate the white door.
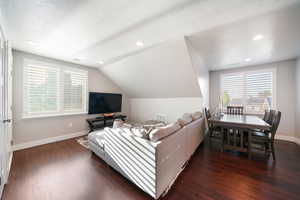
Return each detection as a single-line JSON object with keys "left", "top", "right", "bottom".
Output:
{"left": 3, "top": 40, "right": 13, "bottom": 183}
{"left": 0, "top": 34, "right": 5, "bottom": 197}
{"left": 0, "top": 35, "right": 13, "bottom": 198}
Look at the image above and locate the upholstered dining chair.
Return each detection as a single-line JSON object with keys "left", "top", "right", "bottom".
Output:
{"left": 227, "top": 106, "right": 244, "bottom": 115}
{"left": 249, "top": 110, "right": 281, "bottom": 160}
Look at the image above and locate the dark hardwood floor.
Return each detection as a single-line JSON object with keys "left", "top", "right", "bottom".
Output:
{"left": 3, "top": 138, "right": 300, "bottom": 200}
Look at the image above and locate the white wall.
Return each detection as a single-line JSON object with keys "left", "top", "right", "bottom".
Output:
{"left": 0, "top": 5, "right": 8, "bottom": 39}
{"left": 130, "top": 98, "right": 202, "bottom": 123}
{"left": 296, "top": 58, "right": 300, "bottom": 139}
{"left": 210, "top": 59, "right": 297, "bottom": 137}
{"left": 12, "top": 50, "right": 130, "bottom": 145}
{"left": 100, "top": 38, "right": 201, "bottom": 98}
{"left": 185, "top": 38, "right": 210, "bottom": 107}
{"left": 99, "top": 37, "right": 205, "bottom": 124}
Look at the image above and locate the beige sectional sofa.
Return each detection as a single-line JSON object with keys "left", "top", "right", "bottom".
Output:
{"left": 88, "top": 114, "right": 205, "bottom": 199}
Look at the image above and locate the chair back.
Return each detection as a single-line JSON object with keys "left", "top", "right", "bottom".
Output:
{"left": 204, "top": 107, "right": 212, "bottom": 129}
{"left": 227, "top": 106, "right": 244, "bottom": 115}
{"left": 267, "top": 110, "right": 276, "bottom": 124}
{"left": 204, "top": 108, "right": 211, "bottom": 120}
{"left": 263, "top": 110, "right": 270, "bottom": 122}
{"left": 270, "top": 111, "right": 281, "bottom": 141}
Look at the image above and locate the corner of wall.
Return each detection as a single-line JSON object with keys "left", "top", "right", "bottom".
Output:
{"left": 184, "top": 37, "right": 209, "bottom": 108}
{"left": 295, "top": 58, "right": 300, "bottom": 139}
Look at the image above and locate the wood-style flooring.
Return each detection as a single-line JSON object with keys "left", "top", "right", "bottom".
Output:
{"left": 2, "top": 138, "right": 300, "bottom": 200}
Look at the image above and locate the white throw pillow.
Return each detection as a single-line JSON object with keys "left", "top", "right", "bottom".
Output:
{"left": 177, "top": 113, "right": 193, "bottom": 127}
{"left": 113, "top": 119, "right": 124, "bottom": 128}
{"left": 130, "top": 127, "right": 150, "bottom": 139}
{"left": 149, "top": 122, "right": 181, "bottom": 142}
{"left": 191, "top": 111, "right": 203, "bottom": 120}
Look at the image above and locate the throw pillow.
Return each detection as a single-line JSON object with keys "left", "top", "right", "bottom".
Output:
{"left": 191, "top": 111, "right": 203, "bottom": 120}
{"left": 113, "top": 119, "right": 124, "bottom": 128}
{"left": 177, "top": 113, "right": 193, "bottom": 127}
{"left": 149, "top": 122, "right": 181, "bottom": 142}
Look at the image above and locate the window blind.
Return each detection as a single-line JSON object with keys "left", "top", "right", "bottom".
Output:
{"left": 221, "top": 69, "right": 275, "bottom": 114}
{"left": 23, "top": 61, "right": 88, "bottom": 118}
{"left": 63, "top": 70, "right": 88, "bottom": 112}
{"left": 24, "top": 65, "right": 59, "bottom": 115}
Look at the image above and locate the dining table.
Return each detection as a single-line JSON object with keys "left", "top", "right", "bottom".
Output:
{"left": 208, "top": 113, "right": 271, "bottom": 159}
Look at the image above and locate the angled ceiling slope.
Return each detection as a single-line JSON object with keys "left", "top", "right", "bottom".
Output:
{"left": 99, "top": 38, "right": 201, "bottom": 98}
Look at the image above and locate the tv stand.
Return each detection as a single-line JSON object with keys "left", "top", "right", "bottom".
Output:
{"left": 86, "top": 114, "right": 127, "bottom": 132}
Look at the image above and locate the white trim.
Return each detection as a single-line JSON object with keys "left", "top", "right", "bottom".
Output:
{"left": 275, "top": 135, "right": 300, "bottom": 146}
{"left": 12, "top": 130, "right": 87, "bottom": 151}
{"left": 22, "top": 112, "right": 88, "bottom": 119}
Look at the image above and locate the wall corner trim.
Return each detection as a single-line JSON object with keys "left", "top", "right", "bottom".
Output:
{"left": 12, "top": 131, "right": 88, "bottom": 151}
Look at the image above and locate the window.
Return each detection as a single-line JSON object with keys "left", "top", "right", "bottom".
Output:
{"left": 23, "top": 60, "right": 88, "bottom": 118}
{"left": 220, "top": 69, "right": 276, "bottom": 114}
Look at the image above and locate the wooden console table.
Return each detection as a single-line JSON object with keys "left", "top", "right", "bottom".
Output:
{"left": 86, "top": 115, "right": 127, "bottom": 132}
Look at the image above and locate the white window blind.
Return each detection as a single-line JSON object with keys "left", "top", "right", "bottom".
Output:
{"left": 24, "top": 65, "right": 59, "bottom": 115}
{"left": 23, "top": 60, "right": 88, "bottom": 118}
{"left": 221, "top": 69, "right": 275, "bottom": 114}
{"left": 63, "top": 70, "right": 87, "bottom": 113}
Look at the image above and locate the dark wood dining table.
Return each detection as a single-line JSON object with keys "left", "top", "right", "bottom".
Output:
{"left": 208, "top": 113, "right": 271, "bottom": 159}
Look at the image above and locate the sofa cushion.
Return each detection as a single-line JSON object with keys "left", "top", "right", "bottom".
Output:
{"left": 88, "top": 130, "right": 105, "bottom": 149}
{"left": 177, "top": 113, "right": 193, "bottom": 127}
{"left": 191, "top": 111, "right": 203, "bottom": 120}
{"left": 149, "top": 122, "right": 181, "bottom": 142}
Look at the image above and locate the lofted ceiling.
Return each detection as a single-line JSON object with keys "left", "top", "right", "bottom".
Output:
{"left": 100, "top": 38, "right": 201, "bottom": 98}
{"left": 187, "top": 3, "right": 300, "bottom": 70}
{"left": 0, "top": 0, "right": 299, "bottom": 69}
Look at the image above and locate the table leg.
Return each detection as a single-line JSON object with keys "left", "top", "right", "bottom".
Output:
{"left": 241, "top": 130, "right": 244, "bottom": 148}
{"left": 221, "top": 127, "right": 224, "bottom": 152}
{"left": 248, "top": 130, "right": 252, "bottom": 159}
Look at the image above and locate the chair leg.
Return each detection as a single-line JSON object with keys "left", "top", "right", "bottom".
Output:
{"left": 271, "top": 142, "right": 276, "bottom": 161}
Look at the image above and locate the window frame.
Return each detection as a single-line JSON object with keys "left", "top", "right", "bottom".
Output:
{"left": 22, "top": 59, "right": 88, "bottom": 119}
{"left": 219, "top": 68, "right": 277, "bottom": 115}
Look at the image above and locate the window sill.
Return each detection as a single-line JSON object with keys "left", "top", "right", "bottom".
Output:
{"left": 22, "top": 112, "right": 88, "bottom": 119}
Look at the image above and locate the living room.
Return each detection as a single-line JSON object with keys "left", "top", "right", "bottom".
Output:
{"left": 1, "top": 1, "right": 300, "bottom": 200}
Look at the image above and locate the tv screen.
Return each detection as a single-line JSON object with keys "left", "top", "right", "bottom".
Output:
{"left": 88, "top": 92, "right": 122, "bottom": 114}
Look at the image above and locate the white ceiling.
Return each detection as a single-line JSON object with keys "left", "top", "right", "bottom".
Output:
{"left": 188, "top": 3, "right": 300, "bottom": 70}
{"left": 1, "top": 0, "right": 299, "bottom": 68}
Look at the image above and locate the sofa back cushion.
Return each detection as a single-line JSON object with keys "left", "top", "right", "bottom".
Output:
{"left": 177, "top": 113, "right": 193, "bottom": 127}
{"left": 191, "top": 111, "right": 203, "bottom": 121}
{"left": 149, "top": 122, "right": 181, "bottom": 142}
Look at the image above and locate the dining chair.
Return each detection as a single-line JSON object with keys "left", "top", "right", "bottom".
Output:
{"left": 266, "top": 109, "right": 276, "bottom": 125}
{"left": 205, "top": 108, "right": 223, "bottom": 148}
{"left": 263, "top": 110, "right": 270, "bottom": 122}
{"left": 227, "top": 106, "right": 244, "bottom": 115}
{"left": 249, "top": 110, "right": 281, "bottom": 160}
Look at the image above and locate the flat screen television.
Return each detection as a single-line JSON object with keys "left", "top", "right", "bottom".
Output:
{"left": 88, "top": 92, "right": 122, "bottom": 114}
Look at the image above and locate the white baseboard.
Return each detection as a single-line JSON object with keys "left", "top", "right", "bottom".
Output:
{"left": 12, "top": 131, "right": 87, "bottom": 151}
{"left": 275, "top": 135, "right": 300, "bottom": 146}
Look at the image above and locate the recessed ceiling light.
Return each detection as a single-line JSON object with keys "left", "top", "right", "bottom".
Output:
{"left": 253, "top": 34, "right": 264, "bottom": 41}
{"left": 26, "top": 40, "right": 38, "bottom": 46}
{"left": 245, "top": 58, "right": 252, "bottom": 62}
{"left": 98, "top": 60, "right": 104, "bottom": 65}
{"left": 136, "top": 41, "right": 144, "bottom": 47}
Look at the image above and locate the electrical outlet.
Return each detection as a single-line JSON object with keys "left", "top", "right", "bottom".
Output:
{"left": 68, "top": 122, "right": 73, "bottom": 127}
